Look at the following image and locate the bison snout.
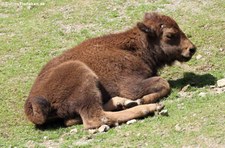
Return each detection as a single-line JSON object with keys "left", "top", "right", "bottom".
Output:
{"left": 179, "top": 43, "right": 196, "bottom": 62}
{"left": 182, "top": 45, "right": 196, "bottom": 58}
{"left": 188, "top": 46, "right": 196, "bottom": 55}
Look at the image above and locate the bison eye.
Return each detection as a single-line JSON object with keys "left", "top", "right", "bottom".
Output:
{"left": 166, "top": 34, "right": 176, "bottom": 39}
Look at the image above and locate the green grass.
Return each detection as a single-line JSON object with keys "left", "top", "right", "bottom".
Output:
{"left": 0, "top": 0, "right": 225, "bottom": 147}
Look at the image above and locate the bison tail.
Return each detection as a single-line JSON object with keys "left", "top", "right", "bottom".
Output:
{"left": 24, "top": 96, "right": 50, "bottom": 125}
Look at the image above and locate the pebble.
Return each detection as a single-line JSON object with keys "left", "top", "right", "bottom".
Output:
{"left": 70, "top": 128, "right": 78, "bottom": 134}
{"left": 43, "top": 136, "right": 48, "bottom": 140}
{"left": 181, "top": 84, "right": 190, "bottom": 92}
{"left": 126, "top": 119, "right": 137, "bottom": 125}
{"left": 219, "top": 48, "right": 224, "bottom": 52}
{"left": 98, "top": 125, "right": 110, "bottom": 133}
{"left": 196, "top": 54, "right": 203, "bottom": 60}
{"left": 159, "top": 109, "right": 169, "bottom": 116}
{"left": 217, "top": 78, "right": 225, "bottom": 87}
{"left": 27, "top": 5, "right": 35, "bottom": 10}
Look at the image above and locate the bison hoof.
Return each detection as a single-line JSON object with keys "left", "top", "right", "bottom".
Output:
{"left": 124, "top": 100, "right": 139, "bottom": 108}
{"left": 136, "top": 99, "right": 142, "bottom": 105}
{"left": 98, "top": 124, "right": 110, "bottom": 133}
{"left": 156, "top": 103, "right": 165, "bottom": 112}
{"left": 88, "top": 124, "right": 110, "bottom": 134}
{"left": 159, "top": 109, "right": 169, "bottom": 116}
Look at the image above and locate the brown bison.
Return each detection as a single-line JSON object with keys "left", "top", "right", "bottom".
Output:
{"left": 24, "top": 12, "right": 196, "bottom": 129}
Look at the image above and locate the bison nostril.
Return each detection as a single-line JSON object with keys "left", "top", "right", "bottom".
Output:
{"left": 189, "top": 47, "right": 196, "bottom": 54}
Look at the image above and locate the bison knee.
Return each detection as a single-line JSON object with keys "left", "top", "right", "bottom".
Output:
{"left": 159, "top": 78, "right": 171, "bottom": 94}
{"left": 24, "top": 96, "right": 50, "bottom": 125}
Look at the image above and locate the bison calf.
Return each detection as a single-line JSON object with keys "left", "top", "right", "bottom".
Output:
{"left": 24, "top": 12, "right": 196, "bottom": 129}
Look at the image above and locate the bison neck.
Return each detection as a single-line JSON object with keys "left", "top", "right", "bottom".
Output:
{"left": 104, "top": 27, "right": 169, "bottom": 75}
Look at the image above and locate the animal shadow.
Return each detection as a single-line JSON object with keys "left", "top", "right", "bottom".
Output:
{"left": 169, "top": 72, "right": 217, "bottom": 89}
{"left": 35, "top": 119, "right": 66, "bottom": 131}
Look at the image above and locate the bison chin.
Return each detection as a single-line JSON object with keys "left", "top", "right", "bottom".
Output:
{"left": 177, "top": 55, "right": 192, "bottom": 62}
{"left": 177, "top": 49, "right": 195, "bottom": 62}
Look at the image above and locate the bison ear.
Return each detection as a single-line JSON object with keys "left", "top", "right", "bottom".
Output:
{"left": 137, "top": 22, "right": 155, "bottom": 35}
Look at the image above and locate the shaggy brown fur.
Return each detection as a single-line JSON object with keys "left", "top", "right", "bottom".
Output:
{"left": 24, "top": 12, "right": 196, "bottom": 129}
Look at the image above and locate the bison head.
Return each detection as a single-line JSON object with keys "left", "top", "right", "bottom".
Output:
{"left": 137, "top": 12, "right": 196, "bottom": 63}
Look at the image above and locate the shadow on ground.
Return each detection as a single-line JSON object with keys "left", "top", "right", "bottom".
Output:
{"left": 169, "top": 72, "right": 217, "bottom": 89}
{"left": 35, "top": 119, "right": 67, "bottom": 131}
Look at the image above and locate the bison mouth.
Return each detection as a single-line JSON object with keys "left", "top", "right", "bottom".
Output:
{"left": 178, "top": 50, "right": 195, "bottom": 62}
{"left": 178, "top": 55, "right": 192, "bottom": 62}
{"left": 178, "top": 47, "right": 196, "bottom": 62}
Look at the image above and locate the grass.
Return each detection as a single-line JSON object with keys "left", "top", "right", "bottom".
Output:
{"left": 0, "top": 0, "right": 225, "bottom": 147}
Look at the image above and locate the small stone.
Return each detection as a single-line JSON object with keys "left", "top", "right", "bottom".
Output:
{"left": 196, "top": 54, "right": 203, "bottom": 60}
{"left": 219, "top": 48, "right": 224, "bottom": 52}
{"left": 98, "top": 124, "right": 110, "bottom": 133}
{"left": 126, "top": 119, "right": 137, "bottom": 125}
{"left": 217, "top": 78, "right": 225, "bottom": 87}
{"left": 70, "top": 128, "right": 78, "bottom": 134}
{"left": 175, "top": 124, "right": 183, "bottom": 132}
{"left": 181, "top": 84, "right": 190, "bottom": 92}
{"left": 159, "top": 109, "right": 169, "bottom": 116}
{"left": 198, "top": 92, "right": 207, "bottom": 97}
{"left": 43, "top": 136, "right": 48, "bottom": 140}
{"left": 27, "top": 5, "right": 35, "bottom": 10}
